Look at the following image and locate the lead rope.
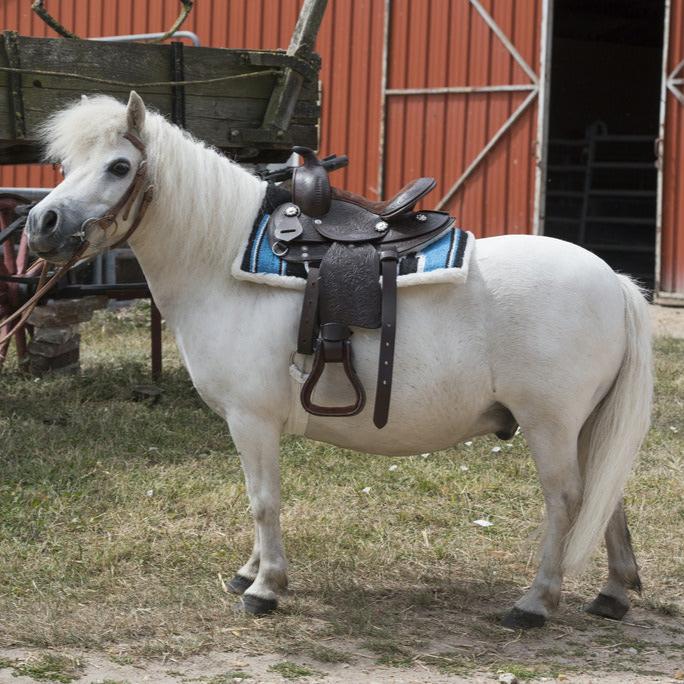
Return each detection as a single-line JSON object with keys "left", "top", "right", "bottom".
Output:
{"left": 0, "top": 242, "right": 88, "bottom": 346}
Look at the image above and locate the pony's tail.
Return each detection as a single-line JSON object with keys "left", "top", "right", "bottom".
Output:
{"left": 563, "top": 274, "right": 653, "bottom": 574}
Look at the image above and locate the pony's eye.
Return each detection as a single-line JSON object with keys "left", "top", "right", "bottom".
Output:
{"left": 107, "top": 159, "right": 131, "bottom": 177}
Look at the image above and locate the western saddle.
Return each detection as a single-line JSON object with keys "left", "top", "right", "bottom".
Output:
{"left": 268, "top": 147, "right": 454, "bottom": 428}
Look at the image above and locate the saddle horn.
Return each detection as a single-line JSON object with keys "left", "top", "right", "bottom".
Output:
{"left": 292, "top": 146, "right": 331, "bottom": 217}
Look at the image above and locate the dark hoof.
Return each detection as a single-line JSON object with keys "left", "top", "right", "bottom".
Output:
{"left": 496, "top": 424, "right": 518, "bottom": 440}
{"left": 501, "top": 607, "right": 546, "bottom": 629}
{"left": 586, "top": 593, "right": 629, "bottom": 621}
{"left": 227, "top": 574, "right": 254, "bottom": 595}
{"left": 241, "top": 593, "right": 278, "bottom": 616}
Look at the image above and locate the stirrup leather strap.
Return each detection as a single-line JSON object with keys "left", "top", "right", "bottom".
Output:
{"left": 373, "top": 250, "right": 398, "bottom": 428}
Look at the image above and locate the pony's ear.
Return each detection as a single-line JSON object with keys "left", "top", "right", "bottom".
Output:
{"left": 126, "top": 91, "right": 146, "bottom": 134}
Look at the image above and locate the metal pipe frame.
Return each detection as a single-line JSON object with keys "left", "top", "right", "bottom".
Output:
{"left": 90, "top": 30, "right": 201, "bottom": 47}
{"left": 0, "top": 187, "right": 50, "bottom": 202}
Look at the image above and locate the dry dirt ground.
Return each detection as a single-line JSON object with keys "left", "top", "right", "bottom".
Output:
{"left": 651, "top": 305, "right": 684, "bottom": 338}
{"left": 2, "top": 603, "right": 684, "bottom": 684}
{"left": 0, "top": 305, "right": 682, "bottom": 684}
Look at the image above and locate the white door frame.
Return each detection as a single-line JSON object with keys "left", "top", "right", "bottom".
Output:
{"left": 534, "top": 0, "right": 553, "bottom": 236}
{"left": 655, "top": 0, "right": 684, "bottom": 302}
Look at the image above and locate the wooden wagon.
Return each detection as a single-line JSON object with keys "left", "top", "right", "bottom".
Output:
{"left": 0, "top": 0, "right": 328, "bottom": 372}
{"left": 0, "top": 1, "right": 325, "bottom": 163}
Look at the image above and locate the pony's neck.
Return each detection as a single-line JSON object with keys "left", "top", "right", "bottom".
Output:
{"left": 128, "top": 114, "right": 265, "bottom": 313}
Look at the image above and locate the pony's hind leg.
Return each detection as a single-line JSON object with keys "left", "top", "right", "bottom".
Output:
{"left": 228, "top": 412, "right": 288, "bottom": 615}
{"left": 502, "top": 424, "right": 582, "bottom": 629}
{"left": 586, "top": 500, "right": 641, "bottom": 621}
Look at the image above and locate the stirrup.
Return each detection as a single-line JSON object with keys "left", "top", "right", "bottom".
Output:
{"left": 300, "top": 322, "right": 366, "bottom": 417}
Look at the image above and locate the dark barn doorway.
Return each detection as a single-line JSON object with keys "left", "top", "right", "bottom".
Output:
{"left": 544, "top": 0, "right": 665, "bottom": 287}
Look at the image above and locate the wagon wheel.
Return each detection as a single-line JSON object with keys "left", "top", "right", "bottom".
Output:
{"left": 0, "top": 197, "right": 32, "bottom": 370}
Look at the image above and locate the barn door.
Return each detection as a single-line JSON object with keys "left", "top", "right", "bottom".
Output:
{"left": 380, "top": 0, "right": 551, "bottom": 237}
{"left": 658, "top": 0, "right": 684, "bottom": 302}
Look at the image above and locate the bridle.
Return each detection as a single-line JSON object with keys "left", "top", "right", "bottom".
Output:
{"left": 0, "top": 130, "right": 154, "bottom": 346}
{"left": 83, "top": 131, "right": 155, "bottom": 250}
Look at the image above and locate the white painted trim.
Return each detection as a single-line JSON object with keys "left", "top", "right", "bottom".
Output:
{"left": 469, "top": 0, "right": 539, "bottom": 85}
{"left": 533, "top": 0, "right": 553, "bottom": 236}
{"left": 653, "top": 291, "right": 684, "bottom": 305}
{"left": 377, "top": 0, "right": 391, "bottom": 199}
{"left": 386, "top": 84, "right": 536, "bottom": 96}
{"left": 666, "top": 81, "right": 684, "bottom": 105}
{"left": 656, "top": 0, "right": 672, "bottom": 296}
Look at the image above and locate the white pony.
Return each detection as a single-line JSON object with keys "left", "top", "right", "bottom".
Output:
{"left": 26, "top": 93, "right": 652, "bottom": 628}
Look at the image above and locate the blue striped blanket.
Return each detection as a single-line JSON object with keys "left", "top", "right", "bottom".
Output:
{"left": 233, "top": 213, "right": 473, "bottom": 290}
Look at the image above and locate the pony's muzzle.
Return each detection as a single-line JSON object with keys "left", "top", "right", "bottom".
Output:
{"left": 27, "top": 203, "right": 84, "bottom": 259}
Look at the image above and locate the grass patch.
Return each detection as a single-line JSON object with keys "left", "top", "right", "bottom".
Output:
{"left": 12, "top": 653, "right": 85, "bottom": 682}
{"left": 0, "top": 305, "right": 682, "bottom": 677}
{"left": 496, "top": 664, "right": 539, "bottom": 680}
{"left": 268, "top": 661, "right": 321, "bottom": 679}
{"left": 418, "top": 653, "right": 476, "bottom": 676}
{"left": 495, "top": 663, "right": 566, "bottom": 680}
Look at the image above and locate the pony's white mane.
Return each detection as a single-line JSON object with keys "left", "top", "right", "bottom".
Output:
{"left": 40, "top": 95, "right": 265, "bottom": 272}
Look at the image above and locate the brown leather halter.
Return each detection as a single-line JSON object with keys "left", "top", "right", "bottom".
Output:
{"left": 0, "top": 131, "right": 154, "bottom": 346}
{"left": 92, "top": 132, "right": 155, "bottom": 249}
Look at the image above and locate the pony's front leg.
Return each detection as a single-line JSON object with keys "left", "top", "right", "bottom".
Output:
{"left": 502, "top": 425, "right": 582, "bottom": 629}
{"left": 227, "top": 528, "right": 260, "bottom": 595}
{"left": 228, "top": 412, "right": 288, "bottom": 615}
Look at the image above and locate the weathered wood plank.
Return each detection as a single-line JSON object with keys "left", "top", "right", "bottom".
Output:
{"left": 0, "top": 35, "right": 320, "bottom": 164}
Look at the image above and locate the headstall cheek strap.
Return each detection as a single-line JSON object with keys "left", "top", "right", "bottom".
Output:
{"left": 0, "top": 131, "right": 154, "bottom": 346}
{"left": 88, "top": 131, "right": 155, "bottom": 249}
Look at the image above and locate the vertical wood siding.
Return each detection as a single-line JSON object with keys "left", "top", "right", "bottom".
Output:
{"left": 383, "top": 0, "right": 541, "bottom": 236}
{"left": 661, "top": 0, "right": 684, "bottom": 296}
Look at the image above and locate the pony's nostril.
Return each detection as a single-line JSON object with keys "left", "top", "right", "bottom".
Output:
{"left": 41, "top": 209, "right": 59, "bottom": 233}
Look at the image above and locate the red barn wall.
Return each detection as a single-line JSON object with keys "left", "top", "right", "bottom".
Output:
{"left": 1, "top": 0, "right": 543, "bottom": 237}
{"left": 383, "top": 0, "right": 542, "bottom": 234}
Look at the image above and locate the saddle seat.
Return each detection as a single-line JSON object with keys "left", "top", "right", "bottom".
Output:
{"left": 331, "top": 177, "right": 436, "bottom": 219}
{"left": 267, "top": 147, "right": 454, "bottom": 428}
